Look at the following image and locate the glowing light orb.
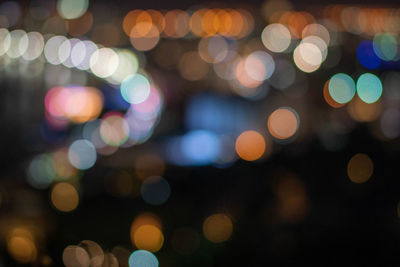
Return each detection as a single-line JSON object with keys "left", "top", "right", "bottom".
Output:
{"left": 373, "top": 33, "right": 398, "bottom": 61}
{"left": 244, "top": 51, "right": 275, "bottom": 81}
{"left": 356, "top": 73, "right": 383, "bottom": 104}
{"left": 44, "top": 36, "right": 69, "bottom": 65}
{"left": 22, "top": 32, "right": 44, "bottom": 61}
{"left": 99, "top": 112, "right": 130, "bottom": 146}
{"left": 323, "top": 80, "right": 344, "bottom": 108}
{"left": 301, "top": 35, "right": 328, "bottom": 61}
{"left": 90, "top": 48, "right": 119, "bottom": 78}
{"left": 235, "top": 57, "right": 263, "bottom": 89}
{"left": 357, "top": 41, "right": 381, "bottom": 69}
{"left": 79, "top": 240, "right": 105, "bottom": 267}
{"left": 302, "top": 23, "right": 330, "bottom": 46}
{"left": 198, "top": 35, "right": 233, "bottom": 63}
{"left": 267, "top": 107, "right": 299, "bottom": 140}
{"left": 45, "top": 86, "right": 103, "bottom": 124}
{"left": 51, "top": 182, "right": 79, "bottom": 212}
{"left": 132, "top": 86, "right": 162, "bottom": 115}
{"left": 120, "top": 74, "right": 151, "bottom": 104}
{"left": 6, "top": 30, "right": 28, "bottom": 58}
{"left": 7, "top": 232, "right": 37, "bottom": 264}
{"left": 181, "top": 130, "right": 221, "bottom": 165}
{"left": 261, "top": 23, "right": 291, "bottom": 53}
{"left": 235, "top": 130, "right": 266, "bottom": 161}
{"left": 62, "top": 246, "right": 90, "bottom": 267}
{"left": 130, "top": 23, "right": 160, "bottom": 51}
{"left": 68, "top": 139, "right": 97, "bottom": 170}
{"left": 110, "top": 50, "right": 139, "bottom": 84}
{"left": 328, "top": 73, "right": 355, "bottom": 104}
{"left": 57, "top": 0, "right": 89, "bottom": 19}
{"left": 128, "top": 250, "right": 158, "bottom": 267}
{"left": 72, "top": 40, "right": 97, "bottom": 70}
{"left": 133, "top": 225, "right": 164, "bottom": 252}
{"left": 293, "top": 42, "right": 322, "bottom": 73}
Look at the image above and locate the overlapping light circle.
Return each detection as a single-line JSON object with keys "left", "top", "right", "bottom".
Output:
{"left": 89, "top": 48, "right": 119, "bottom": 78}
{"left": 328, "top": 73, "right": 355, "bottom": 104}
{"left": 244, "top": 51, "right": 275, "bottom": 82}
{"left": 373, "top": 33, "right": 398, "bottom": 61}
{"left": 99, "top": 112, "right": 130, "bottom": 147}
{"left": 22, "top": 32, "right": 44, "bottom": 61}
{"left": 45, "top": 86, "right": 103, "bottom": 124}
{"left": 293, "top": 42, "right": 322, "bottom": 73}
{"left": 68, "top": 139, "right": 97, "bottom": 170}
{"left": 261, "top": 23, "right": 291, "bottom": 53}
{"left": 0, "top": 28, "right": 11, "bottom": 56}
{"left": 57, "top": 0, "right": 89, "bottom": 19}
{"left": 6, "top": 30, "right": 28, "bottom": 58}
{"left": 44, "top": 36, "right": 69, "bottom": 65}
{"left": 71, "top": 40, "right": 97, "bottom": 70}
{"left": 120, "top": 74, "right": 151, "bottom": 104}
{"left": 109, "top": 50, "right": 139, "bottom": 84}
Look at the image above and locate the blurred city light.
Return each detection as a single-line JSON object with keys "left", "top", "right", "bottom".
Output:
{"left": 0, "top": 0, "right": 399, "bottom": 265}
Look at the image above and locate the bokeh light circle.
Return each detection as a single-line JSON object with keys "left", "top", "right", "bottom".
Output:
{"left": 22, "top": 32, "right": 44, "bottom": 61}
{"left": 181, "top": 130, "right": 221, "bottom": 165}
{"left": 267, "top": 107, "right": 299, "bottom": 140}
{"left": 120, "top": 74, "right": 151, "bottom": 104}
{"left": 68, "top": 139, "right": 97, "bottom": 170}
{"left": 261, "top": 23, "right": 291, "bottom": 53}
{"left": 62, "top": 245, "right": 90, "bottom": 267}
{"left": 100, "top": 112, "right": 130, "bottom": 146}
{"left": 57, "top": 0, "right": 89, "bottom": 19}
{"left": 235, "top": 130, "right": 266, "bottom": 161}
{"left": 90, "top": 48, "right": 119, "bottom": 78}
{"left": 244, "top": 51, "right": 275, "bottom": 81}
{"left": 6, "top": 30, "right": 28, "bottom": 58}
{"left": 373, "top": 33, "right": 397, "bottom": 61}
{"left": 293, "top": 42, "right": 322, "bottom": 73}
{"left": 51, "top": 182, "right": 79, "bottom": 212}
{"left": 79, "top": 240, "right": 105, "bottom": 267}
{"left": 357, "top": 41, "right": 381, "bottom": 69}
{"left": 110, "top": 50, "right": 139, "bottom": 84}
{"left": 0, "top": 28, "right": 11, "bottom": 56}
{"left": 133, "top": 225, "right": 164, "bottom": 252}
{"left": 328, "top": 73, "right": 355, "bottom": 104}
{"left": 44, "top": 36, "right": 69, "bottom": 65}
{"left": 356, "top": 73, "right": 383, "bottom": 104}
{"left": 128, "top": 250, "right": 158, "bottom": 267}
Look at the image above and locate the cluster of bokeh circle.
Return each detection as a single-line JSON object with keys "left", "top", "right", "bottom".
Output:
{"left": 0, "top": 0, "right": 399, "bottom": 265}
